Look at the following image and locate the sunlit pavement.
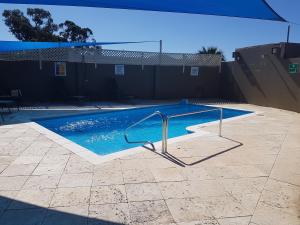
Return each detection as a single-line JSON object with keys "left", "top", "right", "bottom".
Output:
{"left": 0, "top": 103, "right": 299, "bottom": 225}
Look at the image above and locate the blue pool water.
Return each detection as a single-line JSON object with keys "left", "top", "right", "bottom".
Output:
{"left": 35, "top": 104, "right": 252, "bottom": 155}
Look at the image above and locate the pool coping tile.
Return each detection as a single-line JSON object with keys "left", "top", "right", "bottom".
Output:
{"left": 27, "top": 106, "right": 258, "bottom": 165}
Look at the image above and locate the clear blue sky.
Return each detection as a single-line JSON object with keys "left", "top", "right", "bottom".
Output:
{"left": 0, "top": 0, "right": 300, "bottom": 60}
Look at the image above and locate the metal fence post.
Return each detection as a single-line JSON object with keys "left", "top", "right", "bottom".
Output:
{"left": 164, "top": 118, "right": 169, "bottom": 153}
{"left": 161, "top": 115, "right": 169, "bottom": 154}
{"left": 219, "top": 108, "right": 223, "bottom": 137}
{"left": 162, "top": 118, "right": 165, "bottom": 153}
{"left": 38, "top": 49, "right": 42, "bottom": 70}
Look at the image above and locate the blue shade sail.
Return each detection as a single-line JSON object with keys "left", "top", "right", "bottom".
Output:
{"left": 0, "top": 0, "right": 286, "bottom": 22}
{"left": 0, "top": 41, "right": 152, "bottom": 52}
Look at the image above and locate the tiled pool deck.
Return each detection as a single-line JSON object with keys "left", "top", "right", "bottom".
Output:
{"left": 0, "top": 103, "right": 299, "bottom": 225}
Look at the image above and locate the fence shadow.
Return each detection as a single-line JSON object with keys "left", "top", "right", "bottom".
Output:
{"left": 0, "top": 195, "right": 124, "bottom": 225}
{"left": 147, "top": 137, "right": 243, "bottom": 167}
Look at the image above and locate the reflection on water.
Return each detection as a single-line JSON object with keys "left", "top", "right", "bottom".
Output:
{"left": 59, "top": 119, "right": 100, "bottom": 132}
{"left": 86, "top": 130, "right": 120, "bottom": 143}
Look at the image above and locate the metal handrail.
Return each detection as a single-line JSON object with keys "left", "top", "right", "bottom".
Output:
{"left": 124, "top": 111, "right": 167, "bottom": 149}
{"left": 163, "top": 107, "right": 223, "bottom": 153}
{"left": 168, "top": 108, "right": 222, "bottom": 119}
{"left": 123, "top": 107, "right": 223, "bottom": 154}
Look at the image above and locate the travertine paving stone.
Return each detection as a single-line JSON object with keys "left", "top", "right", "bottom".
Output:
{"left": 122, "top": 168, "right": 156, "bottom": 184}
{"left": 179, "top": 166, "right": 213, "bottom": 181}
{"left": 151, "top": 167, "right": 186, "bottom": 182}
{"left": 250, "top": 201, "right": 300, "bottom": 225}
{"left": 23, "top": 174, "right": 61, "bottom": 190}
{"left": 11, "top": 156, "right": 43, "bottom": 165}
{"left": 205, "top": 194, "right": 259, "bottom": 218}
{"left": 176, "top": 219, "right": 219, "bottom": 225}
{"left": 219, "top": 177, "right": 267, "bottom": 197}
{"left": 0, "top": 164, "right": 8, "bottom": 173}
{"left": 33, "top": 163, "right": 66, "bottom": 175}
{"left": 90, "top": 185, "right": 127, "bottom": 205}
{"left": 217, "top": 216, "right": 251, "bottom": 225}
{"left": 166, "top": 198, "right": 213, "bottom": 223}
{"left": 92, "top": 169, "right": 124, "bottom": 186}
{"left": 120, "top": 158, "right": 148, "bottom": 170}
{"left": 64, "top": 155, "right": 93, "bottom": 174}
{"left": 0, "top": 103, "right": 299, "bottom": 225}
{"left": 58, "top": 173, "right": 93, "bottom": 188}
{"left": 125, "top": 182, "right": 163, "bottom": 202}
{"left": 89, "top": 203, "right": 130, "bottom": 225}
{"left": 158, "top": 181, "right": 195, "bottom": 199}
{"left": 50, "top": 187, "right": 90, "bottom": 207}
{"left": 0, "top": 156, "right": 16, "bottom": 165}
{"left": 40, "top": 154, "right": 69, "bottom": 165}
{"left": 1, "top": 163, "right": 37, "bottom": 176}
{"left": 9, "top": 188, "right": 55, "bottom": 209}
{"left": 128, "top": 200, "right": 174, "bottom": 224}
{"left": 258, "top": 179, "right": 300, "bottom": 216}
{"left": 46, "top": 145, "right": 72, "bottom": 156}
{"left": 0, "top": 176, "right": 28, "bottom": 191}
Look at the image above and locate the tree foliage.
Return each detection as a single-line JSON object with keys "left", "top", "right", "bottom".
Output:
{"left": 3, "top": 8, "right": 94, "bottom": 42}
{"left": 198, "top": 46, "right": 225, "bottom": 61}
{"left": 59, "top": 20, "right": 93, "bottom": 42}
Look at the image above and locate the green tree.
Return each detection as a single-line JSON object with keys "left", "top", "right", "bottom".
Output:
{"left": 3, "top": 8, "right": 94, "bottom": 42}
{"left": 59, "top": 20, "right": 94, "bottom": 42}
{"left": 198, "top": 46, "right": 226, "bottom": 61}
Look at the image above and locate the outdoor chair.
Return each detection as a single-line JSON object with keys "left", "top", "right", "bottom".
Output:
{"left": 10, "top": 89, "right": 23, "bottom": 110}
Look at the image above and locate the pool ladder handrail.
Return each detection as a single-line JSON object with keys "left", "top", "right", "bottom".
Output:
{"left": 167, "top": 107, "right": 223, "bottom": 136}
{"left": 124, "top": 107, "right": 223, "bottom": 154}
{"left": 124, "top": 111, "right": 168, "bottom": 151}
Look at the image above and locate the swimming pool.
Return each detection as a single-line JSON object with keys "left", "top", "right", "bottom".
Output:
{"left": 35, "top": 104, "right": 252, "bottom": 155}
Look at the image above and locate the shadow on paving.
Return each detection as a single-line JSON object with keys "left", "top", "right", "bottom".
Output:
{"left": 0, "top": 196, "right": 124, "bottom": 225}
{"left": 144, "top": 137, "right": 243, "bottom": 167}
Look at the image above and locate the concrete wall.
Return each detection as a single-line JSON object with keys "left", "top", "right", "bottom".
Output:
{"left": 221, "top": 43, "right": 300, "bottom": 112}
{"left": 0, "top": 61, "right": 220, "bottom": 101}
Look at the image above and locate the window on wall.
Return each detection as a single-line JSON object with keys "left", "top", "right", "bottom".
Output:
{"left": 190, "top": 67, "right": 199, "bottom": 76}
{"left": 54, "top": 62, "right": 67, "bottom": 77}
{"left": 115, "top": 64, "right": 125, "bottom": 76}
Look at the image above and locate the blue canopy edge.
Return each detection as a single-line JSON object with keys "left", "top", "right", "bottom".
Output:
{"left": 0, "top": 0, "right": 286, "bottom": 22}
{"left": 0, "top": 41, "right": 153, "bottom": 52}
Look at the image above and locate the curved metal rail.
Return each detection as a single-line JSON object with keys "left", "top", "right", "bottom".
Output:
{"left": 168, "top": 107, "right": 223, "bottom": 139}
{"left": 124, "top": 106, "right": 223, "bottom": 154}
{"left": 165, "top": 107, "right": 223, "bottom": 153}
{"left": 124, "top": 111, "right": 167, "bottom": 150}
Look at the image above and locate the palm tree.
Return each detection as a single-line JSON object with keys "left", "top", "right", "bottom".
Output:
{"left": 198, "top": 47, "right": 226, "bottom": 61}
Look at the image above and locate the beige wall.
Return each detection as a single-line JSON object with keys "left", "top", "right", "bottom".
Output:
{"left": 221, "top": 43, "right": 300, "bottom": 112}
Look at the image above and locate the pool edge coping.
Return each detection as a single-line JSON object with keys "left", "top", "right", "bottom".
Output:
{"left": 26, "top": 106, "right": 259, "bottom": 165}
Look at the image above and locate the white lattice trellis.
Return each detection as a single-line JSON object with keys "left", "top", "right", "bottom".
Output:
{"left": 0, "top": 48, "right": 221, "bottom": 67}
